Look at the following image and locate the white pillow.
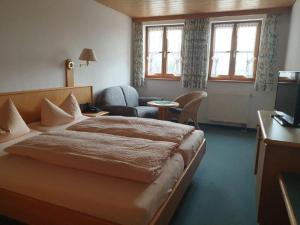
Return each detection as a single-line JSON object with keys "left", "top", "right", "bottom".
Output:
{"left": 41, "top": 98, "right": 74, "bottom": 126}
{"left": 61, "top": 93, "right": 83, "bottom": 119}
{"left": 0, "top": 98, "right": 30, "bottom": 143}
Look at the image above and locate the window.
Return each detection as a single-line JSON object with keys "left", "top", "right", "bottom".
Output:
{"left": 209, "top": 21, "right": 262, "bottom": 81}
{"left": 145, "top": 25, "right": 183, "bottom": 80}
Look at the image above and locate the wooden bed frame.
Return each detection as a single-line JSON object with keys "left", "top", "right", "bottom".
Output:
{"left": 0, "top": 86, "right": 93, "bottom": 123}
{"left": 0, "top": 86, "right": 206, "bottom": 225}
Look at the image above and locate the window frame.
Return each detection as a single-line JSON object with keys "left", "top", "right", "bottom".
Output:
{"left": 208, "top": 20, "right": 262, "bottom": 82}
{"left": 145, "top": 24, "right": 183, "bottom": 81}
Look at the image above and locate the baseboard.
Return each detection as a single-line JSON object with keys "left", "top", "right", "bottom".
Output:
{"left": 192, "top": 122, "right": 256, "bottom": 132}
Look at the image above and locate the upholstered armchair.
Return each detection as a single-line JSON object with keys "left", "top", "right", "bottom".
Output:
{"left": 96, "top": 86, "right": 162, "bottom": 118}
{"left": 168, "top": 91, "right": 207, "bottom": 129}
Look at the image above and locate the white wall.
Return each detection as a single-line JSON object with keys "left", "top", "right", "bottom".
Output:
{"left": 285, "top": 0, "right": 300, "bottom": 70}
{"left": 138, "top": 79, "right": 277, "bottom": 128}
{"left": 138, "top": 13, "right": 290, "bottom": 128}
{"left": 0, "top": 0, "right": 131, "bottom": 96}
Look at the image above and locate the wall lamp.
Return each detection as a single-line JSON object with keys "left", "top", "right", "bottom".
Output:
{"left": 65, "top": 48, "right": 98, "bottom": 87}
{"left": 79, "top": 48, "right": 98, "bottom": 66}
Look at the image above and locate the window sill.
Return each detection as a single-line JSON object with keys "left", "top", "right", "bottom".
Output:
{"left": 208, "top": 79, "right": 255, "bottom": 83}
{"left": 145, "top": 75, "right": 181, "bottom": 81}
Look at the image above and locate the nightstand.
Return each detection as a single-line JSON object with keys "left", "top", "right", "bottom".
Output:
{"left": 83, "top": 111, "right": 109, "bottom": 117}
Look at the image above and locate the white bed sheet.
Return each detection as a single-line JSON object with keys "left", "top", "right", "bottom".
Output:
{"left": 28, "top": 116, "right": 88, "bottom": 132}
{"left": 28, "top": 118, "right": 204, "bottom": 166}
{"left": 0, "top": 130, "right": 41, "bottom": 156}
{"left": 0, "top": 134, "right": 184, "bottom": 225}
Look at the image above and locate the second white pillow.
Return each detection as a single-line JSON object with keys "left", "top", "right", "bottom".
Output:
{"left": 41, "top": 98, "right": 74, "bottom": 126}
{"left": 61, "top": 93, "right": 83, "bottom": 119}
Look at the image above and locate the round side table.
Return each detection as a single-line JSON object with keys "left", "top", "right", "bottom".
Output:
{"left": 147, "top": 100, "right": 179, "bottom": 120}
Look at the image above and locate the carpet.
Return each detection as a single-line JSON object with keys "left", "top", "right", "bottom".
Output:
{"left": 0, "top": 125, "right": 257, "bottom": 225}
{"left": 170, "top": 125, "right": 257, "bottom": 225}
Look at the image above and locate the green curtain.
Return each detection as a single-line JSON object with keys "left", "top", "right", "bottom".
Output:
{"left": 254, "top": 14, "right": 280, "bottom": 91}
{"left": 132, "top": 22, "right": 144, "bottom": 87}
{"left": 181, "top": 18, "right": 210, "bottom": 89}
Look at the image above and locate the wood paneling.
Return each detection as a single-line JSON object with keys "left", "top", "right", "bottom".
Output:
{"left": 96, "top": 0, "right": 295, "bottom": 19}
{"left": 0, "top": 86, "right": 93, "bottom": 123}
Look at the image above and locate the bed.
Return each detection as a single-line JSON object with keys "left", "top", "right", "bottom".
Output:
{"left": 0, "top": 86, "right": 206, "bottom": 225}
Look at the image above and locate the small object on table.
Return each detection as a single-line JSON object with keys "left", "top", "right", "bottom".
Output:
{"left": 83, "top": 111, "right": 109, "bottom": 117}
{"left": 147, "top": 100, "right": 179, "bottom": 120}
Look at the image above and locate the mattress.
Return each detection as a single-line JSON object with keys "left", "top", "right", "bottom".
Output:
{"left": 178, "top": 130, "right": 204, "bottom": 165}
{"left": 0, "top": 134, "right": 185, "bottom": 225}
{"left": 28, "top": 119, "right": 205, "bottom": 166}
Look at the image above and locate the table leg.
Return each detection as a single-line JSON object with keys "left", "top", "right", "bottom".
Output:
{"left": 158, "top": 107, "right": 166, "bottom": 120}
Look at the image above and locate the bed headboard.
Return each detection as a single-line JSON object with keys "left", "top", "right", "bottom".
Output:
{"left": 0, "top": 86, "right": 93, "bottom": 123}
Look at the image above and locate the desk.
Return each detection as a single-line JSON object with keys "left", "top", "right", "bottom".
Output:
{"left": 255, "top": 110, "right": 300, "bottom": 225}
{"left": 147, "top": 101, "right": 179, "bottom": 120}
{"left": 279, "top": 173, "right": 300, "bottom": 225}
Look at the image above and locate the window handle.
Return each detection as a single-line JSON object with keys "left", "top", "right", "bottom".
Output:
{"left": 233, "top": 50, "right": 236, "bottom": 58}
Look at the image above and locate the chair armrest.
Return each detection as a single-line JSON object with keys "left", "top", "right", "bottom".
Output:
{"left": 139, "top": 97, "right": 163, "bottom": 106}
{"left": 101, "top": 105, "right": 138, "bottom": 117}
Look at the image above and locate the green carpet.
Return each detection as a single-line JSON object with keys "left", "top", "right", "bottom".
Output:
{"left": 0, "top": 125, "right": 257, "bottom": 225}
{"left": 170, "top": 125, "right": 257, "bottom": 225}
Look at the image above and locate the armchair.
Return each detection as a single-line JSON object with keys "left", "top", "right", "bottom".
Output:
{"left": 168, "top": 91, "right": 207, "bottom": 129}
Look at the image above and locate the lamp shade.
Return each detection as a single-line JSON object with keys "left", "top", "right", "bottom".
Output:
{"left": 79, "top": 48, "right": 98, "bottom": 63}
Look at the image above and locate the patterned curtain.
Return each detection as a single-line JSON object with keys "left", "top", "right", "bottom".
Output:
{"left": 132, "top": 22, "right": 144, "bottom": 87}
{"left": 181, "top": 18, "right": 210, "bottom": 89}
{"left": 254, "top": 15, "right": 280, "bottom": 91}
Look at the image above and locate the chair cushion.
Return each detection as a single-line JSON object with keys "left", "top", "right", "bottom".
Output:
{"left": 98, "top": 86, "right": 126, "bottom": 107}
{"left": 121, "top": 86, "right": 139, "bottom": 107}
{"left": 168, "top": 107, "right": 183, "bottom": 115}
{"left": 135, "top": 106, "right": 158, "bottom": 119}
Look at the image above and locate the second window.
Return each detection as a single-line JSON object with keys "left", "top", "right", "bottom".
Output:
{"left": 209, "top": 20, "right": 262, "bottom": 81}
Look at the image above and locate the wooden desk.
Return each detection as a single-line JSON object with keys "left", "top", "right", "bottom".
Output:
{"left": 255, "top": 110, "right": 300, "bottom": 225}
{"left": 279, "top": 172, "right": 300, "bottom": 225}
{"left": 147, "top": 100, "right": 179, "bottom": 120}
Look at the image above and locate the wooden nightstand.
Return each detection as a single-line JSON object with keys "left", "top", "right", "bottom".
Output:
{"left": 83, "top": 111, "right": 109, "bottom": 117}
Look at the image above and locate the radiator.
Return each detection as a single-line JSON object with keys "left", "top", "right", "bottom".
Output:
{"left": 207, "top": 93, "right": 250, "bottom": 124}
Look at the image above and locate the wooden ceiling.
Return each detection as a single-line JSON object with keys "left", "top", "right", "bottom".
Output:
{"left": 96, "top": 0, "right": 295, "bottom": 19}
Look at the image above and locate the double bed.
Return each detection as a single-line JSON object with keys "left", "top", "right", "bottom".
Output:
{"left": 0, "top": 86, "right": 206, "bottom": 225}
